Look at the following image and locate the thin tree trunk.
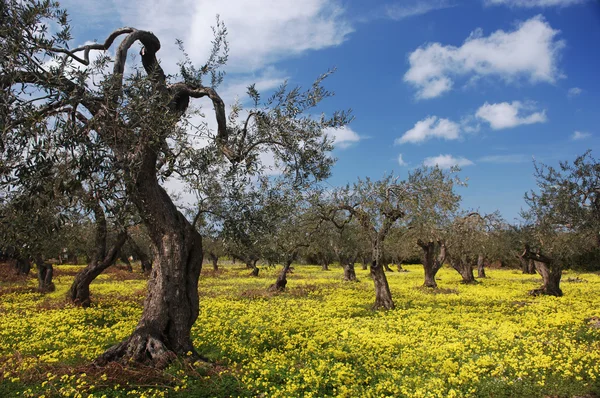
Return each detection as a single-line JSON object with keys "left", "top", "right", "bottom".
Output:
{"left": 396, "top": 259, "right": 407, "bottom": 272}
{"left": 477, "top": 254, "right": 487, "bottom": 278}
{"left": 117, "top": 253, "right": 133, "bottom": 272}
{"left": 208, "top": 253, "right": 218, "bottom": 271}
{"left": 361, "top": 257, "right": 369, "bottom": 270}
{"left": 97, "top": 152, "right": 204, "bottom": 367}
{"left": 321, "top": 261, "right": 329, "bottom": 271}
{"left": 129, "top": 237, "right": 152, "bottom": 273}
{"left": 269, "top": 261, "right": 291, "bottom": 291}
{"left": 69, "top": 231, "right": 127, "bottom": 307}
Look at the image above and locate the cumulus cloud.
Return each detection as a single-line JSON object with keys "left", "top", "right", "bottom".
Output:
{"left": 397, "top": 154, "right": 407, "bottom": 166}
{"left": 571, "top": 131, "right": 591, "bottom": 140}
{"left": 568, "top": 87, "right": 583, "bottom": 98}
{"left": 485, "top": 0, "right": 587, "bottom": 7}
{"left": 325, "top": 126, "right": 362, "bottom": 149}
{"left": 423, "top": 154, "right": 474, "bottom": 169}
{"left": 404, "top": 15, "right": 564, "bottom": 99}
{"left": 395, "top": 116, "right": 460, "bottom": 144}
{"left": 475, "top": 101, "right": 547, "bottom": 130}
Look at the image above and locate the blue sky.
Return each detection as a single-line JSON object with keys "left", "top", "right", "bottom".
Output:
{"left": 59, "top": 0, "right": 600, "bottom": 222}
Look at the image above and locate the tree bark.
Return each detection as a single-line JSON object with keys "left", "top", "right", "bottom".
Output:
{"left": 451, "top": 260, "right": 476, "bottom": 284}
{"left": 527, "top": 259, "right": 536, "bottom": 274}
{"left": 14, "top": 257, "right": 31, "bottom": 275}
{"left": 208, "top": 253, "right": 218, "bottom": 271}
{"left": 69, "top": 231, "right": 127, "bottom": 307}
{"left": 249, "top": 259, "right": 259, "bottom": 276}
{"left": 370, "top": 242, "right": 395, "bottom": 310}
{"left": 477, "top": 254, "right": 487, "bottom": 278}
{"left": 269, "top": 261, "right": 292, "bottom": 291}
{"left": 117, "top": 253, "right": 133, "bottom": 272}
{"left": 361, "top": 257, "right": 369, "bottom": 270}
{"left": 343, "top": 262, "right": 357, "bottom": 281}
{"left": 97, "top": 151, "right": 204, "bottom": 368}
{"left": 35, "top": 256, "right": 55, "bottom": 293}
{"left": 418, "top": 240, "right": 445, "bottom": 288}
{"left": 530, "top": 260, "right": 563, "bottom": 296}
{"left": 521, "top": 246, "right": 562, "bottom": 297}
{"left": 383, "top": 262, "right": 394, "bottom": 272}
{"left": 518, "top": 254, "right": 536, "bottom": 274}
{"left": 128, "top": 237, "right": 152, "bottom": 273}
{"left": 321, "top": 262, "right": 329, "bottom": 271}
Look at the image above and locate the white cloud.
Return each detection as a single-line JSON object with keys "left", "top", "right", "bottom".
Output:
{"left": 325, "top": 126, "right": 362, "bottom": 149}
{"left": 84, "top": 0, "right": 353, "bottom": 74}
{"left": 479, "top": 154, "right": 529, "bottom": 163}
{"left": 475, "top": 101, "right": 547, "bottom": 130}
{"left": 423, "top": 154, "right": 474, "bottom": 169}
{"left": 485, "top": 0, "right": 587, "bottom": 7}
{"left": 568, "top": 87, "right": 583, "bottom": 98}
{"left": 404, "top": 15, "right": 564, "bottom": 99}
{"left": 220, "top": 66, "right": 287, "bottom": 105}
{"left": 395, "top": 116, "right": 460, "bottom": 144}
{"left": 397, "top": 154, "right": 407, "bottom": 166}
{"left": 385, "top": 1, "right": 455, "bottom": 20}
{"left": 572, "top": 131, "right": 591, "bottom": 140}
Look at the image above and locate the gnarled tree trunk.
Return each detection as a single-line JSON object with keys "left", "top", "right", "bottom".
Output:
{"left": 371, "top": 242, "right": 394, "bottom": 310}
{"left": 343, "top": 262, "right": 357, "bottom": 281}
{"left": 97, "top": 151, "right": 204, "bottom": 367}
{"left": 477, "top": 254, "right": 487, "bottom": 278}
{"left": 530, "top": 260, "right": 562, "bottom": 296}
{"left": 518, "top": 254, "right": 536, "bottom": 274}
{"left": 451, "top": 259, "right": 476, "bottom": 284}
{"left": 69, "top": 230, "right": 127, "bottom": 307}
{"left": 521, "top": 246, "right": 562, "bottom": 297}
{"left": 269, "top": 260, "right": 292, "bottom": 291}
{"left": 418, "top": 240, "right": 445, "bottom": 288}
{"left": 35, "top": 256, "right": 55, "bottom": 293}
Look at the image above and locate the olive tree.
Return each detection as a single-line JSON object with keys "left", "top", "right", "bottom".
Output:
{"left": 328, "top": 170, "right": 450, "bottom": 309}
{"left": 407, "top": 167, "right": 462, "bottom": 287}
{"left": 1, "top": 0, "right": 349, "bottom": 366}
{"left": 519, "top": 152, "right": 600, "bottom": 295}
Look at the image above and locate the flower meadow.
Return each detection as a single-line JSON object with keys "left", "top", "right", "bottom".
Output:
{"left": 1, "top": 263, "right": 599, "bottom": 398}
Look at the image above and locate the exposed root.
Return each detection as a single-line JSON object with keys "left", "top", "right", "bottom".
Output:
{"left": 97, "top": 333, "right": 180, "bottom": 369}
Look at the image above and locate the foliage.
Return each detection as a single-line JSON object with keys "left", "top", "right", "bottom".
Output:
{"left": 522, "top": 151, "right": 600, "bottom": 270}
